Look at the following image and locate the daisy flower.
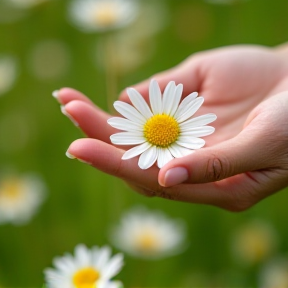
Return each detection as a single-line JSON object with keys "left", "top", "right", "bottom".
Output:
{"left": 109, "top": 206, "right": 187, "bottom": 259}
{"left": 0, "top": 55, "right": 17, "bottom": 96}
{"left": 0, "top": 173, "right": 46, "bottom": 225}
{"left": 44, "top": 244, "right": 124, "bottom": 288}
{"left": 68, "top": 0, "right": 139, "bottom": 33}
{"left": 108, "top": 79, "right": 217, "bottom": 169}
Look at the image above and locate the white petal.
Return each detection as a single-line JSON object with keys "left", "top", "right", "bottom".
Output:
{"left": 176, "top": 137, "right": 205, "bottom": 149}
{"left": 53, "top": 255, "right": 75, "bottom": 273}
{"left": 138, "top": 146, "right": 158, "bottom": 169}
{"left": 122, "top": 142, "right": 151, "bottom": 160}
{"left": 107, "top": 117, "right": 143, "bottom": 132}
{"left": 114, "top": 101, "right": 146, "bottom": 124}
{"left": 149, "top": 79, "right": 162, "bottom": 114}
{"left": 94, "top": 246, "right": 111, "bottom": 269}
{"left": 110, "top": 132, "right": 145, "bottom": 145}
{"left": 74, "top": 244, "right": 91, "bottom": 267}
{"left": 127, "top": 88, "right": 153, "bottom": 119}
{"left": 174, "top": 92, "right": 198, "bottom": 119}
{"left": 180, "top": 126, "right": 215, "bottom": 137}
{"left": 162, "top": 81, "right": 176, "bottom": 115}
{"left": 102, "top": 254, "right": 124, "bottom": 279}
{"left": 168, "top": 143, "right": 194, "bottom": 158}
{"left": 180, "top": 113, "right": 217, "bottom": 130}
{"left": 170, "top": 84, "right": 183, "bottom": 116}
{"left": 176, "top": 97, "right": 204, "bottom": 123}
{"left": 157, "top": 148, "right": 174, "bottom": 168}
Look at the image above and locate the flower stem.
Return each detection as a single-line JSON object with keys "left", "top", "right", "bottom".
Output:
{"left": 102, "top": 32, "right": 118, "bottom": 112}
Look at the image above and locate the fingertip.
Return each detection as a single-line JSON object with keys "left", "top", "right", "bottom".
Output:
{"left": 54, "top": 87, "right": 94, "bottom": 105}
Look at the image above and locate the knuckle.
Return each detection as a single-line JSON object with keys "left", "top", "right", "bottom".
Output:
{"left": 206, "top": 155, "right": 228, "bottom": 182}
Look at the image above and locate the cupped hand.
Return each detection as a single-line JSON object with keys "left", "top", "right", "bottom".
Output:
{"left": 59, "top": 44, "right": 288, "bottom": 211}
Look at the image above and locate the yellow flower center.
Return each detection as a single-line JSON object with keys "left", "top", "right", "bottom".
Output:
{"left": 0, "top": 178, "right": 23, "bottom": 200}
{"left": 144, "top": 114, "right": 180, "bottom": 147}
{"left": 73, "top": 267, "right": 100, "bottom": 288}
{"left": 93, "top": 3, "right": 119, "bottom": 27}
{"left": 135, "top": 231, "right": 160, "bottom": 252}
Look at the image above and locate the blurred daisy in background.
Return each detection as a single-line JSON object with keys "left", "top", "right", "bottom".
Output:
{"left": 0, "top": 55, "right": 17, "bottom": 97}
{"left": 45, "top": 244, "right": 124, "bottom": 288}
{"left": 258, "top": 257, "right": 288, "bottom": 288}
{"left": 109, "top": 206, "right": 187, "bottom": 259}
{"left": 0, "top": 173, "right": 46, "bottom": 225}
{"left": 68, "top": 0, "right": 139, "bottom": 33}
{"left": 95, "top": 0, "right": 168, "bottom": 75}
{"left": 231, "top": 219, "right": 278, "bottom": 266}
{"left": 108, "top": 79, "right": 216, "bottom": 169}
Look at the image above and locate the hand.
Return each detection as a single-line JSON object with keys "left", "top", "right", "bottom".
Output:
{"left": 59, "top": 44, "right": 288, "bottom": 211}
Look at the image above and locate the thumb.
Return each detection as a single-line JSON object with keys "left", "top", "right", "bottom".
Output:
{"left": 158, "top": 126, "right": 274, "bottom": 187}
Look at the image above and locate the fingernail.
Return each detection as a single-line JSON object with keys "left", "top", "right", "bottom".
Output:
{"left": 61, "top": 106, "right": 79, "bottom": 126}
{"left": 66, "top": 151, "right": 76, "bottom": 159}
{"left": 78, "top": 158, "right": 91, "bottom": 165}
{"left": 164, "top": 167, "right": 188, "bottom": 187}
{"left": 52, "top": 90, "right": 59, "bottom": 99}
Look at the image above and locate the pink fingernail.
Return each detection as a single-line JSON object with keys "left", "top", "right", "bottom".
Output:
{"left": 164, "top": 167, "right": 188, "bottom": 187}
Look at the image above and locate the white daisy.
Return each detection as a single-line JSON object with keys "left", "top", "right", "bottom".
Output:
{"left": 44, "top": 244, "right": 124, "bottom": 288}
{"left": 110, "top": 206, "right": 187, "bottom": 259}
{"left": 0, "top": 173, "right": 46, "bottom": 225}
{"left": 108, "top": 79, "right": 217, "bottom": 169}
{"left": 0, "top": 55, "right": 17, "bottom": 96}
{"left": 68, "top": 0, "right": 139, "bottom": 33}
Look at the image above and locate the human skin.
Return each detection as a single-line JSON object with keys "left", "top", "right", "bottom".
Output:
{"left": 56, "top": 44, "right": 288, "bottom": 212}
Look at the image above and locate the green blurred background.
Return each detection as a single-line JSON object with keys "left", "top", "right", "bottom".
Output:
{"left": 0, "top": 0, "right": 288, "bottom": 287}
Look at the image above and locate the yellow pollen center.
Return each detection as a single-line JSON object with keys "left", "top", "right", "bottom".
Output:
{"left": 0, "top": 178, "right": 23, "bottom": 200}
{"left": 144, "top": 114, "right": 180, "bottom": 147}
{"left": 73, "top": 267, "right": 100, "bottom": 288}
{"left": 93, "top": 4, "right": 119, "bottom": 27}
{"left": 135, "top": 231, "right": 160, "bottom": 252}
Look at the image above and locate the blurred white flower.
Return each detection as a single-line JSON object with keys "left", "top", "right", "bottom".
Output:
{"left": 110, "top": 206, "right": 187, "bottom": 259}
{"left": 68, "top": 0, "right": 139, "bottom": 33}
{"left": 0, "top": 55, "right": 17, "bottom": 96}
{"left": 231, "top": 219, "right": 278, "bottom": 266}
{"left": 45, "top": 244, "right": 124, "bottom": 288}
{"left": 28, "top": 39, "right": 70, "bottom": 81}
{"left": 259, "top": 257, "right": 288, "bottom": 288}
{"left": 6, "top": 0, "right": 48, "bottom": 9}
{"left": 0, "top": 173, "right": 46, "bottom": 225}
{"left": 95, "top": 0, "right": 168, "bottom": 75}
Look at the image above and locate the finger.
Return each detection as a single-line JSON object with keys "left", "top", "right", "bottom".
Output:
{"left": 158, "top": 119, "right": 277, "bottom": 187}
{"left": 66, "top": 138, "right": 160, "bottom": 187}
{"left": 62, "top": 100, "right": 115, "bottom": 142}
{"left": 53, "top": 87, "right": 95, "bottom": 106}
{"left": 65, "top": 138, "right": 266, "bottom": 211}
{"left": 119, "top": 58, "right": 201, "bottom": 104}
